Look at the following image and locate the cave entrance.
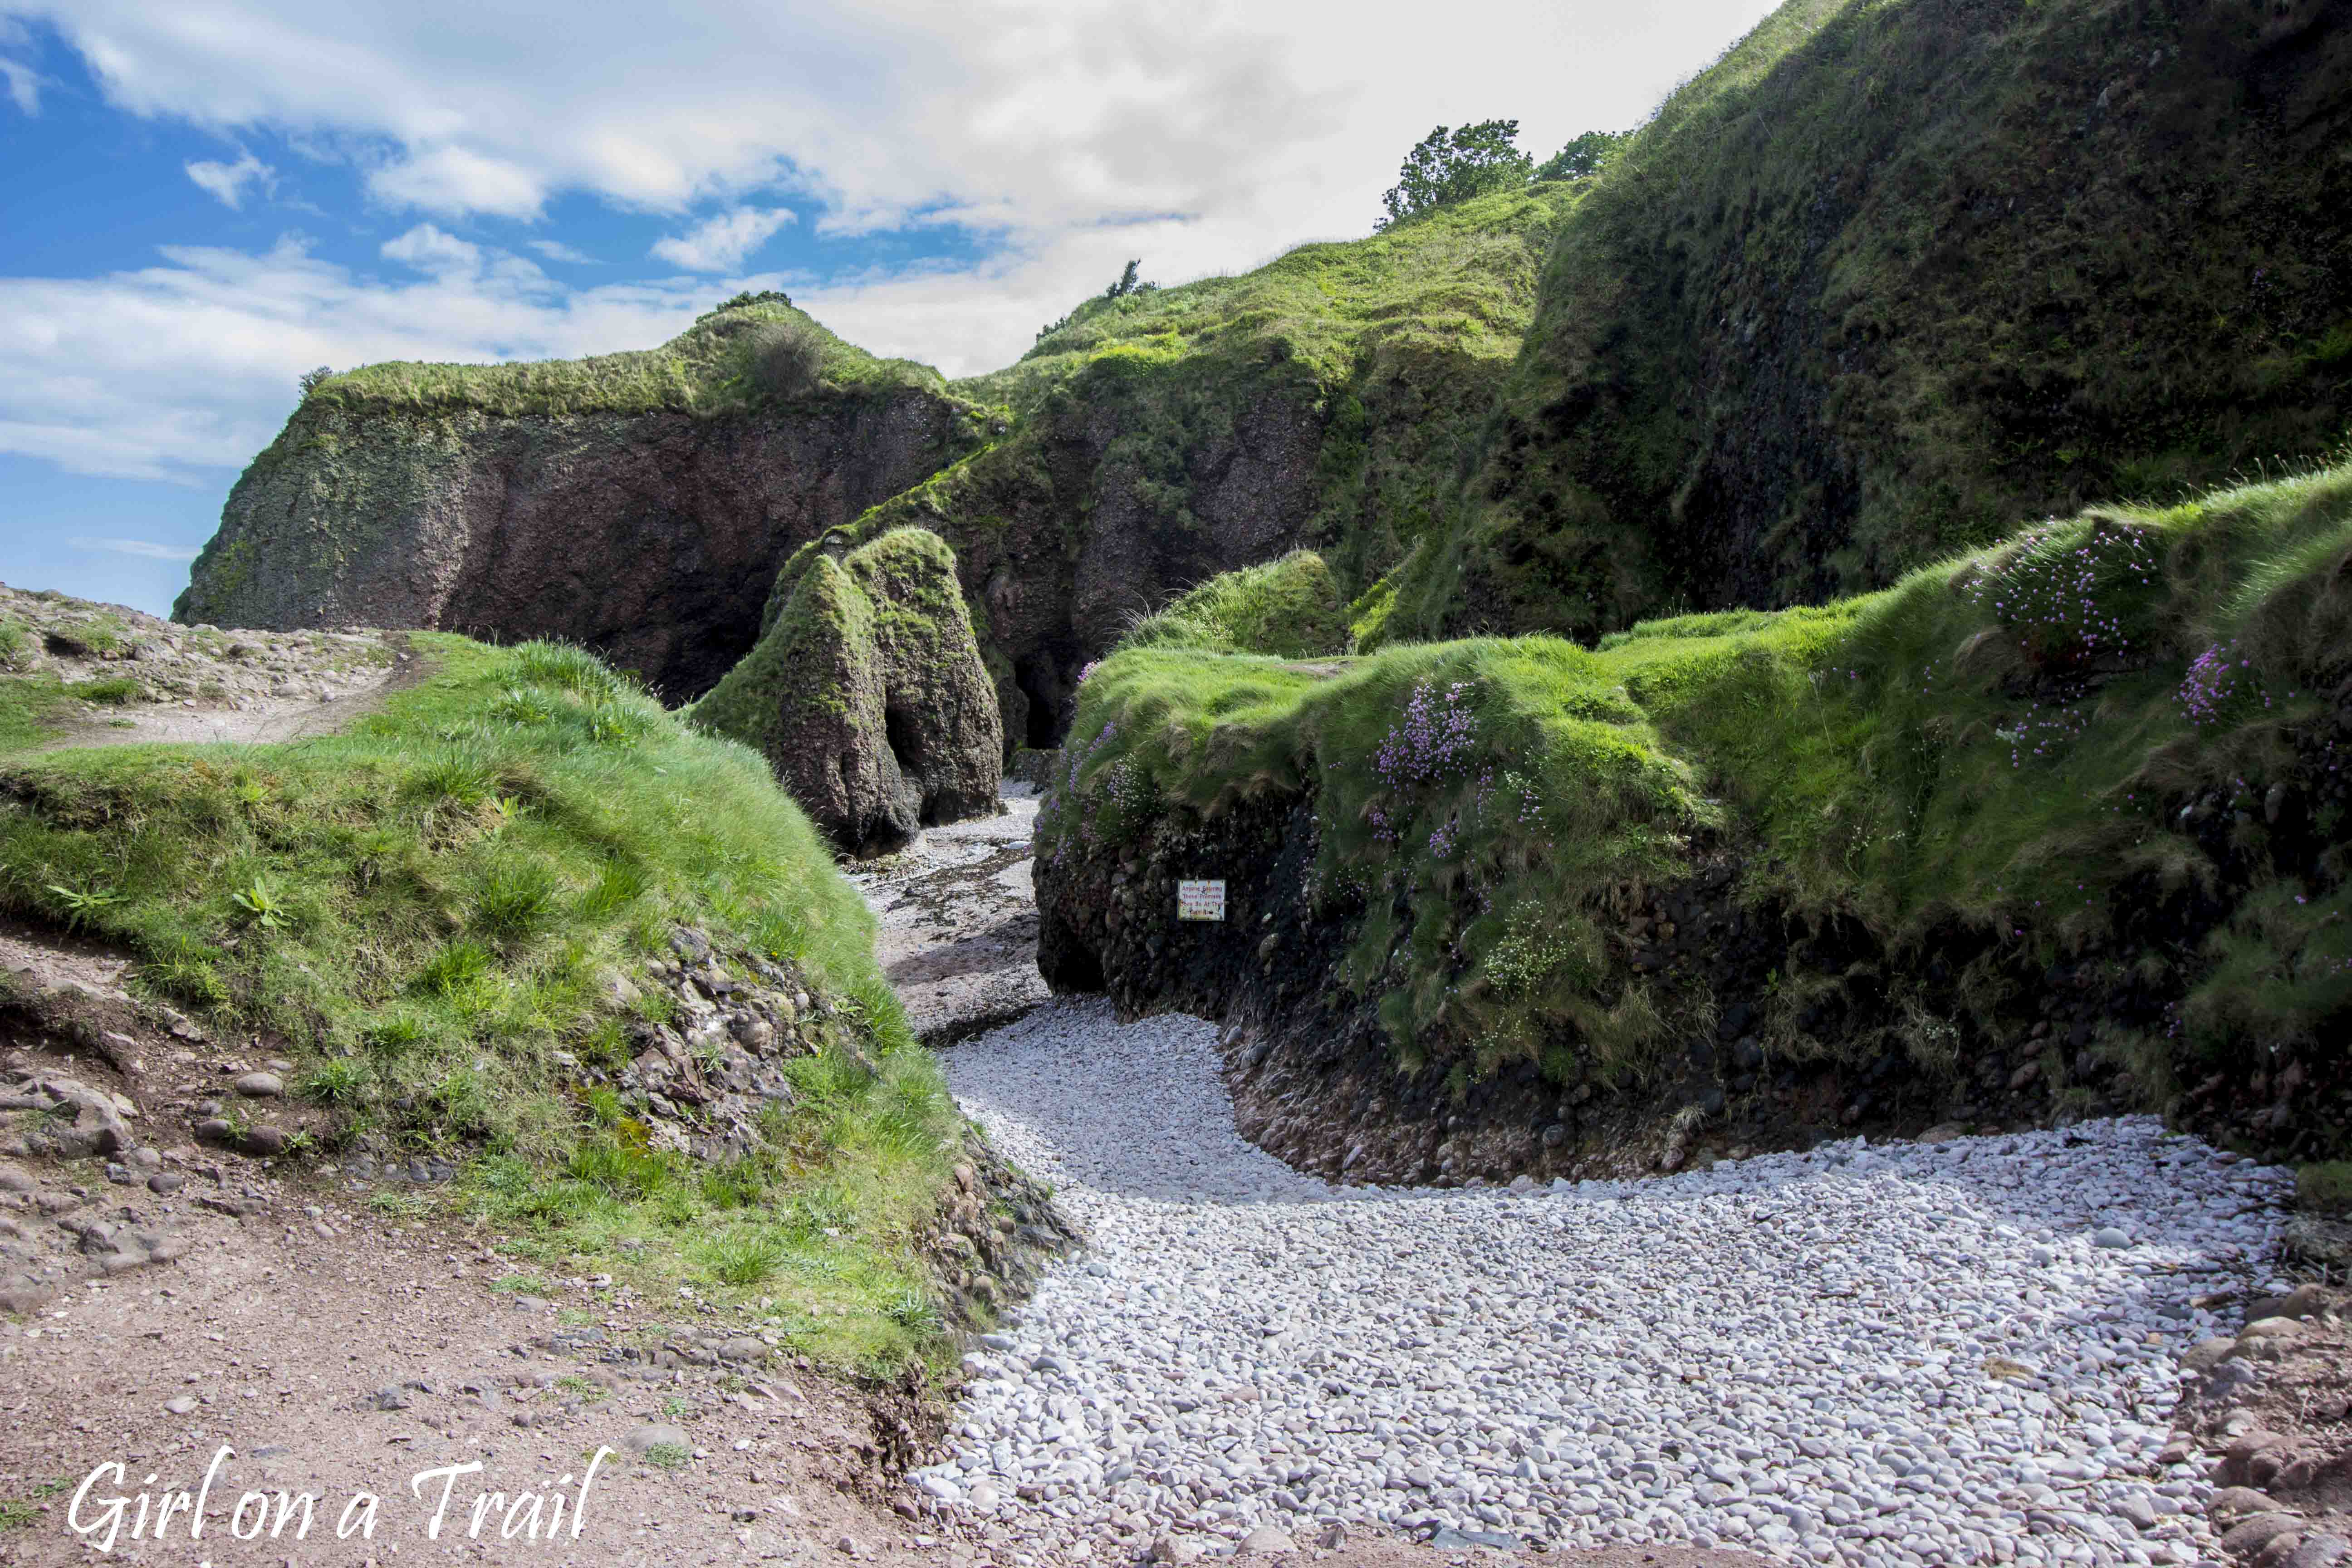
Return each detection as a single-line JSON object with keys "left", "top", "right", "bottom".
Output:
{"left": 883, "top": 702, "right": 941, "bottom": 826}
{"left": 1014, "top": 653, "right": 1071, "bottom": 749}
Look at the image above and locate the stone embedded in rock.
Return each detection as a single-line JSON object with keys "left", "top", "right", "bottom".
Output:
{"left": 691, "top": 526, "right": 1001, "bottom": 857}
{"left": 2222, "top": 1513, "right": 2308, "bottom": 1558}
{"left": 623, "top": 1423, "right": 691, "bottom": 1456}
{"left": 2287, "top": 1534, "right": 2352, "bottom": 1568}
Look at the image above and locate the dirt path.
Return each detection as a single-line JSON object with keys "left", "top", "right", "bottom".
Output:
{"left": 2, "top": 580, "right": 416, "bottom": 755}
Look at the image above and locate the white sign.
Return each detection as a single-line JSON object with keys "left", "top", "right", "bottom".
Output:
{"left": 1177, "top": 880, "right": 1226, "bottom": 921}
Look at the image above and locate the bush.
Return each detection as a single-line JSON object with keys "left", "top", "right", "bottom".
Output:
{"left": 746, "top": 321, "right": 826, "bottom": 402}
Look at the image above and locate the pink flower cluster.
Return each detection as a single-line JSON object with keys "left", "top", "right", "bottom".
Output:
{"left": 1965, "top": 524, "right": 2159, "bottom": 672}
{"left": 2176, "top": 642, "right": 2269, "bottom": 727}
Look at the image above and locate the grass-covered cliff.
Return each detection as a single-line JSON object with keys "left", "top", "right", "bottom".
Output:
{"left": 1038, "top": 457, "right": 2352, "bottom": 1173}
{"left": 0, "top": 622, "right": 1018, "bottom": 1376}
{"left": 176, "top": 297, "right": 993, "bottom": 699}
{"left": 849, "top": 186, "right": 1578, "bottom": 747}
{"left": 1382, "top": 0, "right": 2352, "bottom": 645}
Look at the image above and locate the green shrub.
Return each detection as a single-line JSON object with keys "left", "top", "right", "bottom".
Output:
{"left": 746, "top": 320, "right": 826, "bottom": 402}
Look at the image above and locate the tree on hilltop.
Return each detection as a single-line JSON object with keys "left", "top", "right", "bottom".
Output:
{"left": 1534, "top": 130, "right": 1627, "bottom": 183}
{"left": 1377, "top": 121, "right": 1534, "bottom": 229}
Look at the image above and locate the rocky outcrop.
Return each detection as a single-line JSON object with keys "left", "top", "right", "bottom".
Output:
{"left": 691, "top": 528, "right": 1001, "bottom": 856}
{"left": 851, "top": 381, "right": 1332, "bottom": 751}
{"left": 177, "top": 351, "right": 983, "bottom": 701}
{"left": 1035, "top": 670, "right": 2352, "bottom": 1180}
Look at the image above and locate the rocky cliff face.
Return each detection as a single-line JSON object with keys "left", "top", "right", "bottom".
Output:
{"left": 691, "top": 528, "right": 1002, "bottom": 857}
{"left": 177, "top": 300, "right": 987, "bottom": 700}
{"left": 178, "top": 396, "right": 977, "bottom": 700}
{"left": 845, "top": 382, "right": 1328, "bottom": 750}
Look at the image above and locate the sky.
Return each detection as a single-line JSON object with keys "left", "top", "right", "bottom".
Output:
{"left": 0, "top": 0, "right": 1784, "bottom": 617}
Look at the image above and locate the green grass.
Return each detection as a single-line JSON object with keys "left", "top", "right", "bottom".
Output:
{"left": 303, "top": 298, "right": 965, "bottom": 421}
{"left": 2299, "top": 1162, "right": 2352, "bottom": 1217}
{"left": 966, "top": 184, "right": 1572, "bottom": 414}
{"left": 0, "top": 632, "right": 969, "bottom": 1378}
{"left": 1116, "top": 551, "right": 1350, "bottom": 660}
{"left": 0, "top": 671, "right": 74, "bottom": 752}
{"left": 1045, "top": 459, "right": 2352, "bottom": 1097}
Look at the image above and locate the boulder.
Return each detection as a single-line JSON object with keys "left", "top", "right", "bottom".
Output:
{"left": 0, "top": 1071, "right": 130, "bottom": 1158}
{"left": 692, "top": 527, "right": 1001, "bottom": 856}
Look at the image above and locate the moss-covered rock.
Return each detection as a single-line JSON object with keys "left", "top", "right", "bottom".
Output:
{"left": 691, "top": 528, "right": 1001, "bottom": 856}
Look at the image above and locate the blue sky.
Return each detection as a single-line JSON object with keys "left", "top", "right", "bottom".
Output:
{"left": 0, "top": 0, "right": 1782, "bottom": 617}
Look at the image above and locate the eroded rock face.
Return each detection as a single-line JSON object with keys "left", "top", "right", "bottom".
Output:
{"left": 176, "top": 395, "right": 979, "bottom": 700}
{"left": 692, "top": 528, "right": 1001, "bottom": 856}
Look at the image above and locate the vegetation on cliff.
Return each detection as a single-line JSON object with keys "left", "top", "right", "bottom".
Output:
{"left": 1042, "top": 456, "right": 2352, "bottom": 1150}
{"left": 1117, "top": 552, "right": 1350, "bottom": 661}
{"left": 302, "top": 294, "right": 969, "bottom": 420}
{"left": 1382, "top": 0, "right": 2352, "bottom": 645}
{"left": 0, "top": 634, "right": 972, "bottom": 1374}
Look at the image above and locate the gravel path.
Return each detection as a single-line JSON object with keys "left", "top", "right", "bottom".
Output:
{"left": 924, "top": 1000, "right": 2288, "bottom": 1567}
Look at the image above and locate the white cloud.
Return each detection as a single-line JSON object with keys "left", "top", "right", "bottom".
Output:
{"left": 650, "top": 207, "right": 796, "bottom": 273}
{"left": 0, "top": 56, "right": 38, "bottom": 114}
{"left": 0, "top": 237, "right": 712, "bottom": 482}
{"left": 184, "top": 149, "right": 274, "bottom": 209}
{"left": 0, "top": 17, "right": 43, "bottom": 113}
{"left": 0, "top": 0, "right": 1791, "bottom": 477}
{"left": 72, "top": 536, "right": 201, "bottom": 561}
{"left": 529, "top": 239, "right": 598, "bottom": 265}
{"left": 11, "top": 0, "right": 1783, "bottom": 295}
{"left": 368, "top": 143, "right": 546, "bottom": 219}
{"left": 380, "top": 221, "right": 481, "bottom": 274}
